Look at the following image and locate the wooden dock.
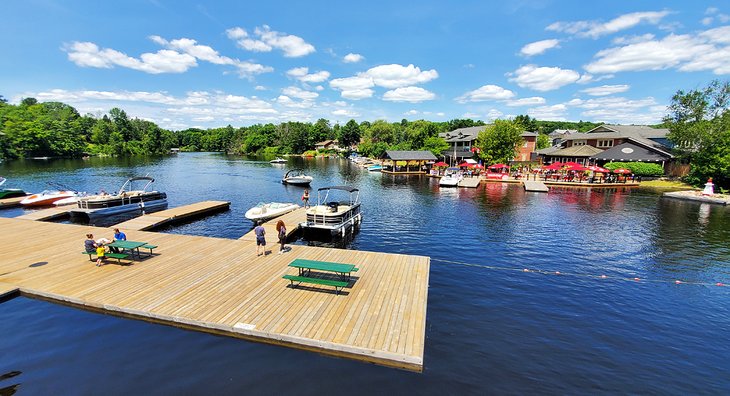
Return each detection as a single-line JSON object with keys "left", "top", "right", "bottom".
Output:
{"left": 240, "top": 207, "right": 306, "bottom": 241}
{"left": 113, "top": 201, "right": 230, "bottom": 231}
{"left": 458, "top": 177, "right": 481, "bottom": 188}
{"left": 15, "top": 206, "right": 71, "bottom": 221}
{"left": 0, "top": 218, "right": 429, "bottom": 371}
{"left": 663, "top": 190, "right": 729, "bottom": 205}
{"left": 523, "top": 180, "right": 549, "bottom": 192}
{"left": 0, "top": 196, "right": 28, "bottom": 208}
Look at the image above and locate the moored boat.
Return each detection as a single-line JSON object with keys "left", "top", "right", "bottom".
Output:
{"left": 301, "top": 186, "right": 362, "bottom": 237}
{"left": 0, "top": 177, "right": 27, "bottom": 199}
{"left": 282, "top": 169, "right": 313, "bottom": 185}
{"left": 20, "top": 190, "right": 78, "bottom": 207}
{"left": 367, "top": 164, "right": 383, "bottom": 172}
{"left": 68, "top": 176, "right": 167, "bottom": 219}
{"left": 270, "top": 157, "right": 287, "bottom": 164}
{"left": 245, "top": 202, "right": 300, "bottom": 221}
{"left": 439, "top": 168, "right": 462, "bottom": 187}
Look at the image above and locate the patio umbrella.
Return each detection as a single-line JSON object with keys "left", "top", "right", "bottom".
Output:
{"left": 488, "top": 163, "right": 510, "bottom": 169}
{"left": 563, "top": 161, "right": 583, "bottom": 168}
{"left": 545, "top": 162, "right": 564, "bottom": 170}
{"left": 433, "top": 161, "right": 449, "bottom": 167}
{"left": 458, "top": 161, "right": 470, "bottom": 167}
{"left": 471, "top": 163, "right": 484, "bottom": 169}
{"left": 613, "top": 168, "right": 632, "bottom": 174}
{"left": 586, "top": 165, "right": 610, "bottom": 173}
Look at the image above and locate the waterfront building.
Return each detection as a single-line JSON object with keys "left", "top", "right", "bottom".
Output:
{"left": 438, "top": 126, "right": 484, "bottom": 164}
{"left": 381, "top": 150, "right": 437, "bottom": 174}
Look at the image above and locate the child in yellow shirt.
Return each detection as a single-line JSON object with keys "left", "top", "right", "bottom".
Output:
{"left": 96, "top": 244, "right": 106, "bottom": 267}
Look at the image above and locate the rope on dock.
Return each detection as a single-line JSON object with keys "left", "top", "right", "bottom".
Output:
{"left": 429, "top": 258, "right": 729, "bottom": 289}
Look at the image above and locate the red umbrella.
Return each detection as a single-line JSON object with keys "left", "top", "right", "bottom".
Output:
{"left": 586, "top": 165, "right": 610, "bottom": 173}
{"left": 545, "top": 162, "right": 564, "bottom": 170}
{"left": 433, "top": 161, "right": 449, "bottom": 167}
{"left": 472, "top": 163, "right": 484, "bottom": 169}
{"left": 488, "top": 163, "right": 510, "bottom": 169}
{"left": 613, "top": 168, "right": 632, "bottom": 174}
{"left": 458, "top": 161, "right": 470, "bottom": 167}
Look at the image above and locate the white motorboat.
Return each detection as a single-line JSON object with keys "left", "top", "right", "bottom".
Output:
{"left": 301, "top": 186, "right": 362, "bottom": 237}
{"left": 68, "top": 176, "right": 167, "bottom": 219}
{"left": 245, "top": 202, "right": 300, "bottom": 222}
{"left": 20, "top": 190, "right": 78, "bottom": 207}
{"left": 270, "top": 157, "right": 287, "bottom": 164}
{"left": 0, "top": 177, "right": 27, "bottom": 199}
{"left": 282, "top": 169, "right": 313, "bottom": 185}
{"left": 439, "top": 168, "right": 462, "bottom": 187}
{"left": 367, "top": 164, "right": 383, "bottom": 172}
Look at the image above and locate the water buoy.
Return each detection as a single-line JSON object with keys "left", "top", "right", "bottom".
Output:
{"left": 717, "top": 282, "right": 725, "bottom": 287}
{"left": 600, "top": 275, "right": 607, "bottom": 279}
{"left": 523, "top": 268, "right": 529, "bottom": 272}
{"left": 555, "top": 271, "right": 561, "bottom": 275}
{"left": 675, "top": 280, "right": 682, "bottom": 284}
{"left": 634, "top": 277, "right": 640, "bottom": 281}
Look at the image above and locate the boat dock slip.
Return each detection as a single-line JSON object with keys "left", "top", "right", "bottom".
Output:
{"left": 458, "top": 177, "right": 481, "bottom": 188}
{"left": 523, "top": 181, "right": 549, "bottom": 192}
{"left": 0, "top": 218, "right": 429, "bottom": 371}
{"left": 113, "top": 200, "right": 230, "bottom": 231}
{"left": 0, "top": 282, "right": 19, "bottom": 300}
{"left": 240, "top": 207, "right": 306, "bottom": 241}
{"left": 15, "top": 206, "right": 71, "bottom": 221}
{"left": 0, "top": 196, "right": 28, "bottom": 208}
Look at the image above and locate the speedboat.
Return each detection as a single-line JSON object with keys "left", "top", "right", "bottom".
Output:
{"left": 367, "top": 164, "right": 382, "bottom": 172}
{"left": 301, "top": 186, "right": 362, "bottom": 237}
{"left": 0, "top": 177, "right": 27, "bottom": 199}
{"left": 68, "top": 176, "right": 167, "bottom": 220}
{"left": 270, "top": 157, "right": 287, "bottom": 164}
{"left": 282, "top": 169, "right": 313, "bottom": 185}
{"left": 439, "top": 169, "right": 462, "bottom": 187}
{"left": 20, "top": 190, "right": 78, "bottom": 207}
{"left": 53, "top": 192, "right": 90, "bottom": 206}
{"left": 245, "top": 202, "right": 299, "bottom": 221}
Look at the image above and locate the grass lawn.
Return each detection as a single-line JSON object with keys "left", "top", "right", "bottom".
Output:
{"left": 639, "top": 179, "right": 696, "bottom": 190}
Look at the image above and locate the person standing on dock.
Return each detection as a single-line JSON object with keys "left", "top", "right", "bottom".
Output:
{"left": 276, "top": 220, "right": 286, "bottom": 254}
{"left": 301, "top": 189, "right": 310, "bottom": 208}
{"left": 95, "top": 243, "right": 106, "bottom": 267}
{"left": 254, "top": 221, "right": 266, "bottom": 256}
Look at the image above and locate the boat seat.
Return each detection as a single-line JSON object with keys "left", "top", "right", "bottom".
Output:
{"left": 328, "top": 202, "right": 339, "bottom": 212}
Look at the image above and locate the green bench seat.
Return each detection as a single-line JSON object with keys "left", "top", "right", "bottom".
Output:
{"left": 141, "top": 244, "right": 157, "bottom": 255}
{"left": 81, "top": 251, "right": 130, "bottom": 264}
{"left": 282, "top": 275, "right": 349, "bottom": 294}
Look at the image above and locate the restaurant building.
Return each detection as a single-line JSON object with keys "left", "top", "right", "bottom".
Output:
{"left": 380, "top": 150, "right": 437, "bottom": 174}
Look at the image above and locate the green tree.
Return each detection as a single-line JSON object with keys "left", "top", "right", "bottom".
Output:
{"left": 310, "top": 118, "right": 332, "bottom": 146}
{"left": 338, "top": 119, "right": 361, "bottom": 149}
{"left": 366, "top": 120, "right": 395, "bottom": 144}
{"left": 475, "top": 119, "right": 524, "bottom": 165}
{"left": 422, "top": 136, "right": 449, "bottom": 157}
{"left": 515, "top": 114, "right": 538, "bottom": 131}
{"left": 536, "top": 133, "right": 550, "bottom": 150}
{"left": 665, "top": 80, "right": 730, "bottom": 188}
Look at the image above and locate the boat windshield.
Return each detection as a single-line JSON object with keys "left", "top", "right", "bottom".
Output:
{"left": 118, "top": 176, "right": 155, "bottom": 194}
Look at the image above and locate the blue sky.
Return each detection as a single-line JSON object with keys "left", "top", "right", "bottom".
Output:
{"left": 2, "top": 0, "right": 729, "bottom": 130}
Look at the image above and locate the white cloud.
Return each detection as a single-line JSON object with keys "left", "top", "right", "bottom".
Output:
{"left": 332, "top": 108, "right": 360, "bottom": 117}
{"left": 254, "top": 85, "right": 267, "bottom": 91}
{"left": 276, "top": 95, "right": 314, "bottom": 108}
{"left": 281, "top": 86, "right": 318, "bottom": 100}
{"left": 520, "top": 39, "right": 560, "bottom": 56}
{"left": 487, "top": 109, "right": 504, "bottom": 119}
{"left": 702, "top": 17, "right": 714, "bottom": 26}
{"left": 612, "top": 33, "right": 655, "bottom": 45}
{"left": 343, "top": 53, "right": 364, "bottom": 63}
{"left": 584, "top": 31, "right": 730, "bottom": 75}
{"left": 65, "top": 41, "right": 197, "bottom": 74}
{"left": 573, "top": 96, "right": 665, "bottom": 124}
{"left": 404, "top": 109, "right": 419, "bottom": 116}
{"left": 580, "top": 84, "right": 630, "bottom": 96}
{"left": 546, "top": 11, "right": 671, "bottom": 39}
{"left": 286, "top": 67, "right": 331, "bottom": 83}
{"left": 462, "top": 112, "right": 482, "bottom": 119}
{"left": 329, "top": 76, "right": 375, "bottom": 99}
{"left": 527, "top": 104, "right": 568, "bottom": 121}
{"left": 362, "top": 64, "right": 438, "bottom": 88}
{"left": 226, "top": 25, "right": 315, "bottom": 57}
{"left": 382, "top": 86, "right": 436, "bottom": 102}
{"left": 505, "top": 96, "right": 546, "bottom": 106}
{"left": 508, "top": 65, "right": 581, "bottom": 91}
{"left": 456, "top": 84, "right": 515, "bottom": 103}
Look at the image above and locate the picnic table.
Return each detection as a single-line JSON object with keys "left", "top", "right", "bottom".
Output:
{"left": 283, "top": 258, "right": 360, "bottom": 294}
{"left": 107, "top": 240, "right": 152, "bottom": 259}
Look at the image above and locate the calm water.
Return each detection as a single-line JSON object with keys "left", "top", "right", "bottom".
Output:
{"left": 1, "top": 153, "right": 729, "bottom": 394}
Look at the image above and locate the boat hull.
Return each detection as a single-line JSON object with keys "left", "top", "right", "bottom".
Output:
{"left": 20, "top": 192, "right": 77, "bottom": 207}
{"left": 0, "top": 189, "right": 27, "bottom": 199}
{"left": 69, "top": 198, "right": 168, "bottom": 219}
{"left": 282, "top": 176, "right": 313, "bottom": 185}
{"left": 303, "top": 203, "right": 362, "bottom": 235}
{"left": 244, "top": 203, "right": 299, "bottom": 221}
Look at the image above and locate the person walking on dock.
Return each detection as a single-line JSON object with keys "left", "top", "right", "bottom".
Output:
{"left": 254, "top": 221, "right": 266, "bottom": 256}
{"left": 276, "top": 220, "right": 286, "bottom": 254}
{"left": 301, "top": 189, "right": 310, "bottom": 208}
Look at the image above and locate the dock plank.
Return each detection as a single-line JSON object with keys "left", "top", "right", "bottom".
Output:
{"left": 15, "top": 206, "right": 71, "bottom": 221}
{"left": 113, "top": 200, "right": 230, "bottom": 231}
{"left": 239, "top": 207, "right": 306, "bottom": 241}
{"left": 0, "top": 217, "right": 429, "bottom": 371}
{"left": 0, "top": 196, "right": 28, "bottom": 208}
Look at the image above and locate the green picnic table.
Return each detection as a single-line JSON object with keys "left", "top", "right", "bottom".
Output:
{"left": 107, "top": 240, "right": 149, "bottom": 259}
{"left": 283, "top": 258, "right": 360, "bottom": 294}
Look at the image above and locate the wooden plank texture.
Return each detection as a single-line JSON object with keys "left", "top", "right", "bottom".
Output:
{"left": 113, "top": 200, "right": 230, "bottom": 230}
{"left": 0, "top": 217, "right": 429, "bottom": 371}
{"left": 239, "top": 207, "right": 306, "bottom": 241}
{"left": 0, "top": 196, "right": 28, "bottom": 208}
{"left": 15, "top": 206, "right": 70, "bottom": 221}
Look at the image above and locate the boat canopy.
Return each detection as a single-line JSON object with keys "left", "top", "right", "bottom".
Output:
{"left": 318, "top": 185, "right": 359, "bottom": 193}
{"left": 118, "top": 176, "right": 155, "bottom": 194}
{"left": 284, "top": 169, "right": 305, "bottom": 178}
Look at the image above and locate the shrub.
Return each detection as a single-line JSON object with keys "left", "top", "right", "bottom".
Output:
{"left": 603, "top": 161, "right": 664, "bottom": 176}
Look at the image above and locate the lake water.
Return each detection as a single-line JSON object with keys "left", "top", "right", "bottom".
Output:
{"left": 1, "top": 152, "right": 729, "bottom": 394}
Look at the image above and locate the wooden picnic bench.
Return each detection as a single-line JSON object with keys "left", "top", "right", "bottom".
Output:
{"left": 283, "top": 258, "right": 360, "bottom": 294}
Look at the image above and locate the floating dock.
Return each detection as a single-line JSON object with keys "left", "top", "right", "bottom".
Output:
{"left": 0, "top": 196, "right": 28, "bottom": 208}
{"left": 112, "top": 200, "right": 230, "bottom": 230}
{"left": 663, "top": 191, "right": 729, "bottom": 205}
{"left": 0, "top": 218, "right": 429, "bottom": 371}
{"left": 240, "top": 207, "right": 306, "bottom": 241}
{"left": 523, "top": 180, "right": 549, "bottom": 192}
{"left": 458, "top": 177, "right": 481, "bottom": 188}
{"left": 15, "top": 205, "right": 71, "bottom": 221}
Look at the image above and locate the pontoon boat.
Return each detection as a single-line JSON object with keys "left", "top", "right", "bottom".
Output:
{"left": 68, "top": 176, "right": 167, "bottom": 219}
{"left": 301, "top": 186, "right": 362, "bottom": 236}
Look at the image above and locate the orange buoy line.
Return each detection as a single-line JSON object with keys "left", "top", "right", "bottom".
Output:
{"left": 430, "top": 258, "right": 729, "bottom": 288}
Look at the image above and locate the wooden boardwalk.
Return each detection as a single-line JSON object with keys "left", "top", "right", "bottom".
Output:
{"left": 15, "top": 206, "right": 71, "bottom": 221}
{"left": 0, "top": 196, "right": 28, "bottom": 208}
{"left": 0, "top": 217, "right": 429, "bottom": 371}
{"left": 240, "top": 207, "right": 306, "bottom": 241}
{"left": 664, "top": 190, "right": 729, "bottom": 205}
{"left": 523, "top": 180, "right": 549, "bottom": 192}
{"left": 458, "top": 177, "right": 481, "bottom": 188}
{"left": 113, "top": 201, "right": 230, "bottom": 231}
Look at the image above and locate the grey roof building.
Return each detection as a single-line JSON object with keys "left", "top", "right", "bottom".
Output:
{"left": 382, "top": 150, "right": 437, "bottom": 161}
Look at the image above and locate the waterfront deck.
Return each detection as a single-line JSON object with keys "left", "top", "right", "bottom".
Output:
{"left": 663, "top": 190, "right": 730, "bottom": 205}
{"left": 15, "top": 205, "right": 71, "bottom": 221}
{"left": 0, "top": 217, "right": 429, "bottom": 371}
{"left": 0, "top": 196, "right": 28, "bottom": 208}
{"left": 523, "top": 180, "right": 549, "bottom": 192}
{"left": 240, "top": 207, "right": 306, "bottom": 241}
{"left": 458, "top": 177, "right": 481, "bottom": 188}
{"left": 113, "top": 200, "right": 231, "bottom": 230}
